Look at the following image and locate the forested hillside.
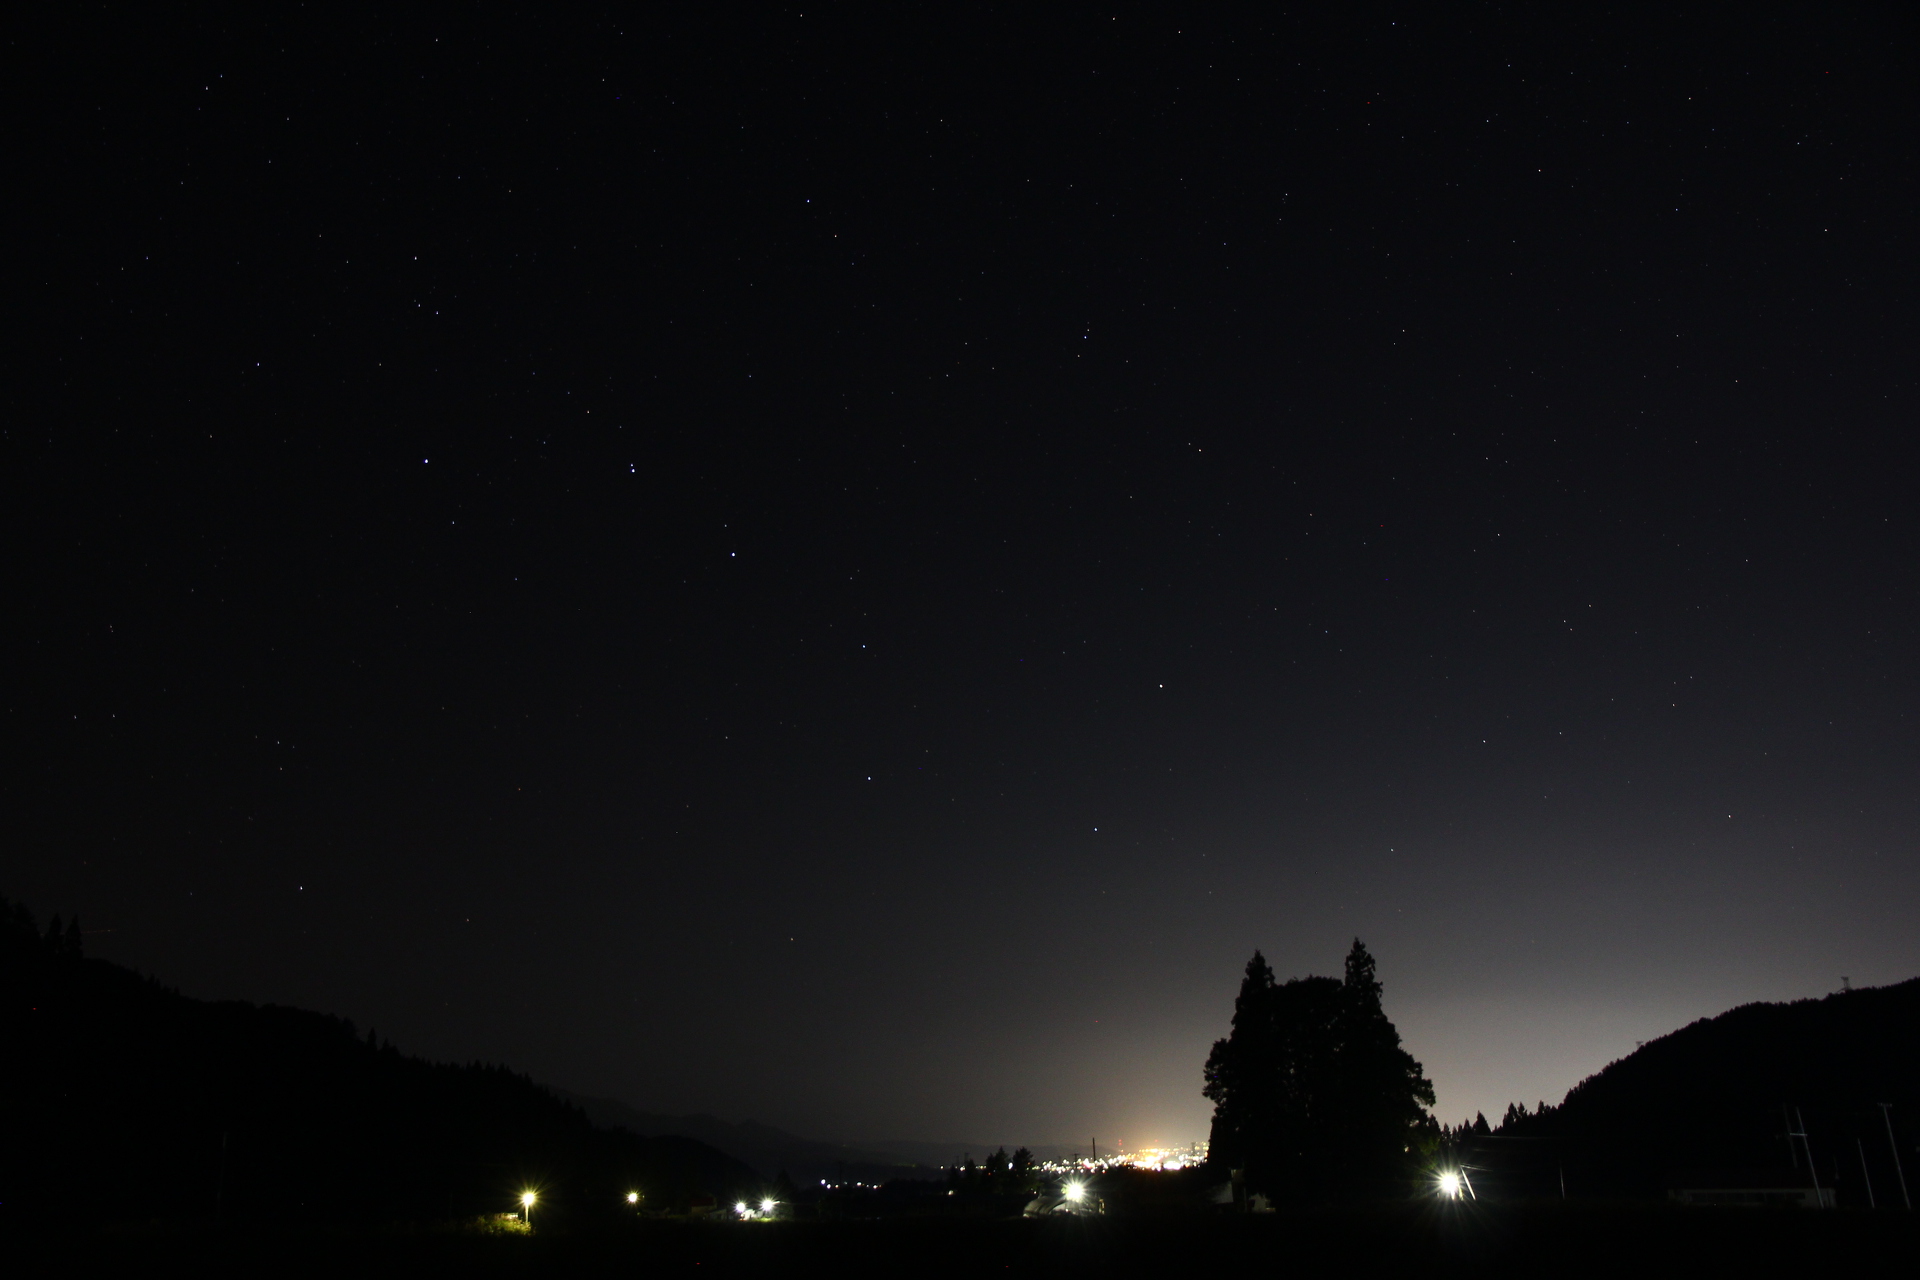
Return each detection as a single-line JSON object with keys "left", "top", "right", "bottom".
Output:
{"left": 1496, "top": 980, "right": 1920, "bottom": 1200}
{"left": 0, "top": 896, "right": 755, "bottom": 1224}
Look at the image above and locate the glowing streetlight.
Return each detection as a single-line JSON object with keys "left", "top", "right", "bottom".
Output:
{"left": 760, "top": 1197, "right": 776, "bottom": 1215}
{"left": 626, "top": 1191, "right": 639, "bottom": 1205}
{"left": 521, "top": 1190, "right": 537, "bottom": 1222}
{"left": 1064, "top": 1181, "right": 1086, "bottom": 1204}
{"left": 735, "top": 1201, "right": 749, "bottom": 1216}
{"left": 1437, "top": 1172, "right": 1461, "bottom": 1200}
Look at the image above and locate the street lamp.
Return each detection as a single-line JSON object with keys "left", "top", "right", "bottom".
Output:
{"left": 626, "top": 1191, "right": 639, "bottom": 1205}
{"left": 1437, "top": 1172, "right": 1461, "bottom": 1199}
{"left": 1064, "top": 1181, "right": 1086, "bottom": 1204}
{"left": 521, "top": 1190, "right": 536, "bottom": 1222}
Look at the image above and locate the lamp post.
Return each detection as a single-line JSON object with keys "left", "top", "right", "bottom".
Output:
{"left": 521, "top": 1190, "right": 536, "bottom": 1223}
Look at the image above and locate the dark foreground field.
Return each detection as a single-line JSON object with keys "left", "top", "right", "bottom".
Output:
{"left": 16, "top": 1205, "right": 1918, "bottom": 1278}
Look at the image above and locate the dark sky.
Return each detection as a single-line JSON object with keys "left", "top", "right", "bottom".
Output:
{"left": 8, "top": 5, "right": 1918, "bottom": 1148}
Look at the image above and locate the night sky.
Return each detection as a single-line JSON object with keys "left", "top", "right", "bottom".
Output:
{"left": 9, "top": 7, "right": 1918, "bottom": 1151}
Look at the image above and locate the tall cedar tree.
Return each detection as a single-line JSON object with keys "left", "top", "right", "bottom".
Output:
{"left": 1204, "top": 940, "right": 1435, "bottom": 1199}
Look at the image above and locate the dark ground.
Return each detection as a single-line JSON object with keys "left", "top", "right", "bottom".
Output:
{"left": 17, "top": 1205, "right": 1918, "bottom": 1278}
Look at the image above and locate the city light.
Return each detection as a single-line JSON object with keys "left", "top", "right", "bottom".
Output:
{"left": 1437, "top": 1172, "right": 1461, "bottom": 1199}
{"left": 1034, "top": 1141, "right": 1206, "bottom": 1174}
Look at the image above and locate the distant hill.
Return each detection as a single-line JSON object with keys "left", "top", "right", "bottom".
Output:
{"left": 555, "top": 1093, "right": 1081, "bottom": 1182}
{"left": 557, "top": 1093, "right": 945, "bottom": 1184}
{"left": 0, "top": 896, "right": 757, "bottom": 1225}
{"left": 852, "top": 1138, "right": 1099, "bottom": 1167}
{"left": 1496, "top": 979, "right": 1920, "bottom": 1201}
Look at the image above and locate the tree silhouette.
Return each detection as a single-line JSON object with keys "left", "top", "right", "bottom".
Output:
{"left": 1327, "top": 939, "right": 1438, "bottom": 1192}
{"left": 1202, "top": 950, "right": 1283, "bottom": 1185}
{"left": 46, "top": 912, "right": 75, "bottom": 957}
{"left": 1204, "top": 940, "right": 1434, "bottom": 1199}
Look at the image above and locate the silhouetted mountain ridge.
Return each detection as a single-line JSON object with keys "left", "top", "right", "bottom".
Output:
{"left": 555, "top": 1093, "right": 1104, "bottom": 1181}
{"left": 1496, "top": 978, "right": 1920, "bottom": 1200}
{"left": 556, "top": 1092, "right": 953, "bottom": 1183}
{"left": 0, "top": 895, "right": 757, "bottom": 1224}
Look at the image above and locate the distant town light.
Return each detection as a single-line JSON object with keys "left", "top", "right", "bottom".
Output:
{"left": 626, "top": 1191, "right": 639, "bottom": 1204}
{"left": 1064, "top": 1182, "right": 1087, "bottom": 1202}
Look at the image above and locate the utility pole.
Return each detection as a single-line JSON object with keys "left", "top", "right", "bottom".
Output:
{"left": 1882, "top": 1104, "right": 1911, "bottom": 1211}
{"left": 1857, "top": 1139, "right": 1876, "bottom": 1209}
{"left": 1792, "top": 1109, "right": 1827, "bottom": 1208}
{"left": 215, "top": 1130, "right": 229, "bottom": 1224}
